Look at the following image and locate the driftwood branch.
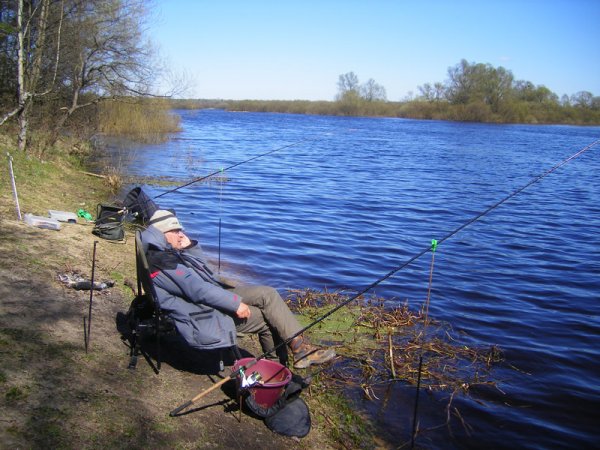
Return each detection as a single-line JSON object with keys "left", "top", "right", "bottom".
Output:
{"left": 80, "top": 171, "right": 107, "bottom": 179}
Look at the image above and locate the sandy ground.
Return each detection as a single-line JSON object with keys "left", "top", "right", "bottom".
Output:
{"left": 0, "top": 215, "right": 338, "bottom": 449}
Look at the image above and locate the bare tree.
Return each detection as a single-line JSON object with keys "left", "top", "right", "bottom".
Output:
{"left": 570, "top": 91, "right": 594, "bottom": 108}
{"left": 418, "top": 82, "right": 445, "bottom": 102}
{"left": 336, "top": 71, "right": 360, "bottom": 100}
{"left": 1, "top": 0, "right": 162, "bottom": 148}
{"left": 1, "top": 0, "right": 53, "bottom": 150}
{"left": 17, "top": 0, "right": 51, "bottom": 151}
{"left": 361, "top": 78, "right": 387, "bottom": 102}
{"left": 51, "top": 0, "right": 156, "bottom": 137}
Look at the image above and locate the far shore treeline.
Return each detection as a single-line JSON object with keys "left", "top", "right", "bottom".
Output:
{"left": 171, "top": 62, "right": 600, "bottom": 126}
{"left": 1, "top": 1, "right": 599, "bottom": 158}
{"left": 120, "top": 62, "right": 600, "bottom": 129}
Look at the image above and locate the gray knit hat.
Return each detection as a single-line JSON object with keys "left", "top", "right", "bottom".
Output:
{"left": 148, "top": 210, "right": 183, "bottom": 233}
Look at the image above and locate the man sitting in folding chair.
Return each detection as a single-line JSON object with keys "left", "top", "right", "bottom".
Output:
{"left": 140, "top": 210, "right": 336, "bottom": 369}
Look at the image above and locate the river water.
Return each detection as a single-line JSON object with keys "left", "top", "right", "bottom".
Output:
{"left": 108, "top": 110, "right": 599, "bottom": 448}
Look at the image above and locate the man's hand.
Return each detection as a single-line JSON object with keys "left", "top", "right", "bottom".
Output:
{"left": 236, "top": 302, "right": 251, "bottom": 319}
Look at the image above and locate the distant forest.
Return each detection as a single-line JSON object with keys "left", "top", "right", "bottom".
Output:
{"left": 172, "top": 60, "right": 600, "bottom": 126}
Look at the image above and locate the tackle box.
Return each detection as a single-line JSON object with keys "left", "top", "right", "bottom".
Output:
{"left": 49, "top": 210, "right": 78, "bottom": 223}
{"left": 24, "top": 213, "right": 61, "bottom": 230}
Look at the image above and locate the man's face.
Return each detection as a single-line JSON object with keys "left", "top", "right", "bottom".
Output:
{"left": 164, "top": 229, "right": 185, "bottom": 250}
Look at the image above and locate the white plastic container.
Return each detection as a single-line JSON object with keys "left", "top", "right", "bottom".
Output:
{"left": 24, "top": 213, "right": 61, "bottom": 230}
{"left": 48, "top": 210, "right": 78, "bottom": 223}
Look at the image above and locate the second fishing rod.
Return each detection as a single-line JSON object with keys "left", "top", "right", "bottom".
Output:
{"left": 93, "top": 135, "right": 327, "bottom": 225}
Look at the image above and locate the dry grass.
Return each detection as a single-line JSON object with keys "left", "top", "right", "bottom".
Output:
{"left": 98, "top": 98, "right": 181, "bottom": 143}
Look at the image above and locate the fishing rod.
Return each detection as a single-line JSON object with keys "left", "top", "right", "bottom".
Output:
{"left": 273, "top": 138, "right": 600, "bottom": 342}
{"left": 153, "top": 136, "right": 323, "bottom": 200}
{"left": 170, "top": 139, "right": 598, "bottom": 416}
{"left": 157, "top": 136, "right": 325, "bottom": 273}
{"left": 218, "top": 168, "right": 224, "bottom": 273}
{"left": 84, "top": 240, "right": 99, "bottom": 353}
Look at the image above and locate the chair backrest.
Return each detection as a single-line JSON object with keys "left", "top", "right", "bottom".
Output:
{"left": 134, "top": 230, "right": 165, "bottom": 370}
{"left": 135, "top": 230, "right": 155, "bottom": 298}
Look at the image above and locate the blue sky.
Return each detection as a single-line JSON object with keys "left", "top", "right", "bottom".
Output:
{"left": 150, "top": 1, "right": 600, "bottom": 101}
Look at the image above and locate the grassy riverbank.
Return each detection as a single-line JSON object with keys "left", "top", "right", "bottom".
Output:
{"left": 0, "top": 133, "right": 378, "bottom": 449}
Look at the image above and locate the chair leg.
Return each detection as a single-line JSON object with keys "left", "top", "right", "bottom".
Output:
{"left": 216, "top": 346, "right": 241, "bottom": 371}
{"left": 127, "top": 327, "right": 161, "bottom": 375}
{"left": 218, "top": 349, "right": 225, "bottom": 372}
{"left": 128, "top": 334, "right": 139, "bottom": 370}
{"left": 128, "top": 349, "right": 139, "bottom": 370}
{"left": 156, "top": 332, "right": 162, "bottom": 371}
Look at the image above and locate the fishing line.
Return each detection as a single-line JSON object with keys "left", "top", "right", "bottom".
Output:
{"left": 411, "top": 239, "right": 437, "bottom": 448}
{"left": 93, "top": 135, "right": 326, "bottom": 225}
{"left": 158, "top": 136, "right": 324, "bottom": 274}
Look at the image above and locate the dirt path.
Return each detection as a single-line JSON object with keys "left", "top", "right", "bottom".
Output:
{"left": 0, "top": 215, "right": 336, "bottom": 449}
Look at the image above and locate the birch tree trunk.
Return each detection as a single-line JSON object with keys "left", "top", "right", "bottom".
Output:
{"left": 16, "top": 0, "right": 27, "bottom": 151}
{"left": 16, "top": 0, "right": 51, "bottom": 152}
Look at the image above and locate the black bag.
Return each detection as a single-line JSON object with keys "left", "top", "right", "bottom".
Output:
{"left": 125, "top": 293, "right": 176, "bottom": 337}
{"left": 264, "top": 396, "right": 311, "bottom": 438}
{"left": 244, "top": 373, "right": 311, "bottom": 438}
{"left": 92, "top": 203, "right": 125, "bottom": 241}
{"left": 92, "top": 222, "right": 124, "bottom": 241}
{"left": 96, "top": 203, "right": 125, "bottom": 225}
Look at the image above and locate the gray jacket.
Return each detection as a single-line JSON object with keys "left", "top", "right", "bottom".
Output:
{"left": 140, "top": 225, "right": 241, "bottom": 350}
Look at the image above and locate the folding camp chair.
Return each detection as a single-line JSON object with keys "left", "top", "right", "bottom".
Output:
{"left": 125, "top": 230, "right": 176, "bottom": 373}
{"left": 126, "top": 230, "right": 240, "bottom": 374}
